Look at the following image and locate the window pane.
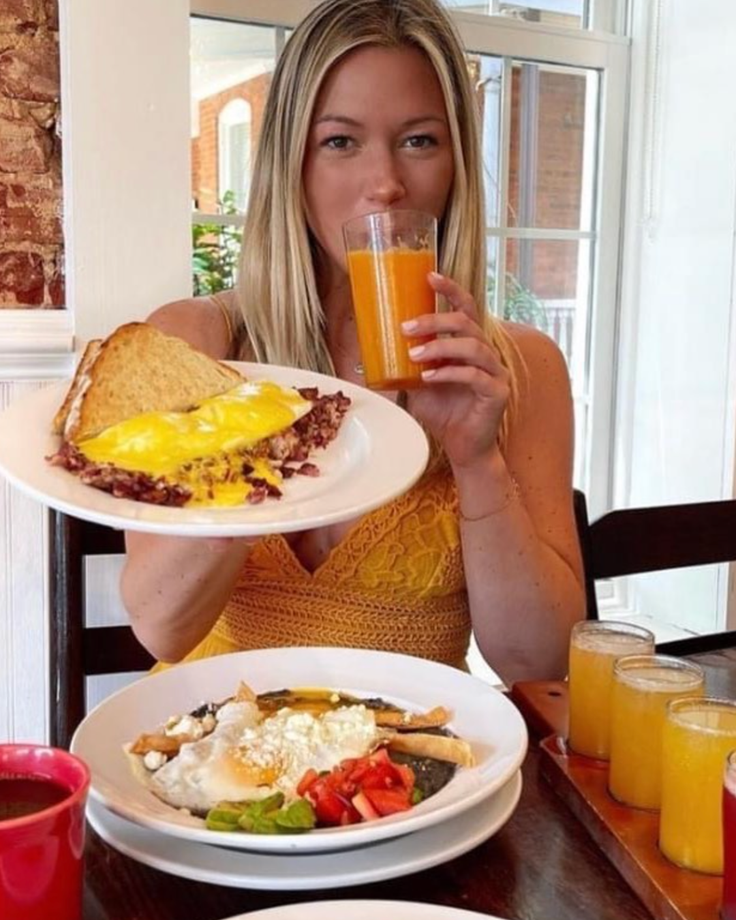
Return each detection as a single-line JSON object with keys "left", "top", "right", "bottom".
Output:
{"left": 441, "top": 0, "right": 586, "bottom": 29}
{"left": 477, "top": 54, "right": 503, "bottom": 226}
{"left": 508, "top": 63, "right": 598, "bottom": 230}
{"left": 190, "top": 18, "right": 283, "bottom": 216}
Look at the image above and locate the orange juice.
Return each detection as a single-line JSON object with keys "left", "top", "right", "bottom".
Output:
{"left": 347, "top": 247, "right": 435, "bottom": 390}
{"left": 608, "top": 656, "right": 704, "bottom": 810}
{"left": 660, "top": 698, "right": 736, "bottom": 874}
{"left": 567, "top": 621, "right": 655, "bottom": 760}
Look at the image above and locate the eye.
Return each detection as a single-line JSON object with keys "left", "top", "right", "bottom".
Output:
{"left": 402, "top": 134, "right": 438, "bottom": 150}
{"left": 321, "top": 135, "right": 354, "bottom": 151}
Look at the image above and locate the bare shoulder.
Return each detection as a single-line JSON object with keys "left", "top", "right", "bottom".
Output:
{"left": 502, "top": 322, "right": 570, "bottom": 396}
{"left": 147, "top": 291, "right": 235, "bottom": 360}
{"left": 502, "top": 319, "right": 569, "bottom": 381}
{"left": 499, "top": 319, "right": 574, "bottom": 453}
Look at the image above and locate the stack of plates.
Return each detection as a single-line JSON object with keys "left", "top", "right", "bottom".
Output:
{"left": 71, "top": 647, "right": 527, "bottom": 890}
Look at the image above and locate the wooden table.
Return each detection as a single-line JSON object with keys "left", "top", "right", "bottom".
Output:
{"left": 81, "top": 646, "right": 736, "bottom": 920}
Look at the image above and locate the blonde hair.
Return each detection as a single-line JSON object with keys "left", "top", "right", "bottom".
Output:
{"left": 235, "top": 0, "right": 519, "bottom": 438}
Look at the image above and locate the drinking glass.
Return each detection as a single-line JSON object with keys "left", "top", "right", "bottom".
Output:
{"left": 660, "top": 697, "right": 736, "bottom": 874}
{"left": 0, "top": 744, "right": 90, "bottom": 920}
{"left": 343, "top": 209, "right": 437, "bottom": 390}
{"left": 608, "top": 654, "right": 704, "bottom": 809}
{"left": 567, "top": 620, "right": 655, "bottom": 759}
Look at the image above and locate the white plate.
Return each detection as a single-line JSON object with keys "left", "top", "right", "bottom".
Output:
{"left": 0, "top": 362, "right": 429, "bottom": 536}
{"left": 87, "top": 769, "right": 522, "bottom": 890}
{"left": 71, "top": 647, "right": 527, "bottom": 854}
{"left": 232, "top": 902, "right": 506, "bottom": 920}
{"left": 234, "top": 902, "right": 507, "bottom": 920}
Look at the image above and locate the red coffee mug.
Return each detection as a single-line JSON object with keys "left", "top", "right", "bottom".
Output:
{"left": 0, "top": 744, "right": 90, "bottom": 920}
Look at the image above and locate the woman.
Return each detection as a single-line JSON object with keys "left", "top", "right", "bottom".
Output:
{"left": 121, "top": 0, "right": 585, "bottom": 685}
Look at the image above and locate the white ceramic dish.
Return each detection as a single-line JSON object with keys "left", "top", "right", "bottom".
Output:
{"left": 87, "top": 769, "right": 522, "bottom": 890}
{"left": 0, "top": 362, "right": 429, "bottom": 536}
{"left": 233, "top": 902, "right": 507, "bottom": 920}
{"left": 71, "top": 647, "right": 527, "bottom": 854}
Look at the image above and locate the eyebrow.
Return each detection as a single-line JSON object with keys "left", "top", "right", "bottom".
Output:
{"left": 314, "top": 114, "right": 447, "bottom": 128}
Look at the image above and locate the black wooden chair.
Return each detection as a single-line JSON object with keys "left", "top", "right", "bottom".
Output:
{"left": 49, "top": 509, "right": 155, "bottom": 749}
{"left": 575, "top": 493, "right": 736, "bottom": 653}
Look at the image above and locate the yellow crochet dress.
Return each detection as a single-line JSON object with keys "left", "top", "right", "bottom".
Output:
{"left": 167, "top": 466, "right": 471, "bottom": 669}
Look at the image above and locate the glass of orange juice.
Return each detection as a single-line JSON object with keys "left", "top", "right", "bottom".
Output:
{"left": 608, "top": 655, "right": 704, "bottom": 810}
{"left": 660, "top": 698, "right": 736, "bottom": 874}
{"left": 343, "top": 209, "right": 437, "bottom": 390}
{"left": 567, "top": 620, "right": 655, "bottom": 760}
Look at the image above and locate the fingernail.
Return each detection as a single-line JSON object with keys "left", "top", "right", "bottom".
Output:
{"left": 429, "top": 271, "right": 443, "bottom": 282}
{"left": 421, "top": 368, "right": 437, "bottom": 379}
{"left": 402, "top": 320, "right": 419, "bottom": 333}
{"left": 408, "top": 345, "right": 425, "bottom": 359}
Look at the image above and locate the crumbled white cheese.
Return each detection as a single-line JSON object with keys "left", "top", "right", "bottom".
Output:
{"left": 165, "top": 714, "right": 204, "bottom": 739}
{"left": 143, "top": 750, "right": 167, "bottom": 771}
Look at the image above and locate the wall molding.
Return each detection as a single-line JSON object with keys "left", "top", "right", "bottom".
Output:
{"left": 0, "top": 311, "right": 75, "bottom": 381}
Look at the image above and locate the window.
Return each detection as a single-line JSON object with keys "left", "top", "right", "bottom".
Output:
{"left": 189, "top": 3, "right": 626, "bottom": 508}
{"left": 218, "top": 99, "right": 252, "bottom": 212}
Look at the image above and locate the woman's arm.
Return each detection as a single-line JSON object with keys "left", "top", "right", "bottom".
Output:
{"left": 405, "top": 274, "right": 584, "bottom": 685}
{"left": 122, "top": 533, "right": 253, "bottom": 662}
{"left": 455, "top": 323, "right": 584, "bottom": 685}
{"left": 119, "top": 293, "right": 254, "bottom": 662}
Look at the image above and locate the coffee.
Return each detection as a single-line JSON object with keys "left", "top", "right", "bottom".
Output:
{"left": 0, "top": 776, "right": 69, "bottom": 821}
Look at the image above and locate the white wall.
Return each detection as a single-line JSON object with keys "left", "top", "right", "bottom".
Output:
{"left": 616, "top": 0, "right": 736, "bottom": 632}
{"left": 61, "top": 0, "right": 192, "bottom": 344}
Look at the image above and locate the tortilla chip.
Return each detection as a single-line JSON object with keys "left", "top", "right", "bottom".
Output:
{"left": 374, "top": 705, "right": 450, "bottom": 730}
{"left": 386, "top": 731, "right": 475, "bottom": 768}
{"left": 129, "top": 732, "right": 197, "bottom": 756}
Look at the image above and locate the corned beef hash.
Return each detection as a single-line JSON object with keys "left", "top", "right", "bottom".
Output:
{"left": 47, "top": 322, "right": 350, "bottom": 507}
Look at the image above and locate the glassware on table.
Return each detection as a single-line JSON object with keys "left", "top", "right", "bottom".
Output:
{"left": 343, "top": 209, "right": 437, "bottom": 390}
{"left": 659, "top": 697, "right": 736, "bottom": 874}
{"left": 0, "top": 744, "right": 90, "bottom": 920}
{"left": 722, "top": 750, "right": 736, "bottom": 919}
{"left": 608, "top": 654, "right": 705, "bottom": 810}
{"left": 567, "top": 620, "right": 655, "bottom": 760}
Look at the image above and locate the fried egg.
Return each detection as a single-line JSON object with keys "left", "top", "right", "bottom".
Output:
{"left": 76, "top": 382, "right": 313, "bottom": 506}
{"left": 146, "top": 701, "right": 381, "bottom": 816}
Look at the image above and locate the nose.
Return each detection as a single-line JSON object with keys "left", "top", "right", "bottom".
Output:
{"left": 364, "top": 150, "right": 406, "bottom": 208}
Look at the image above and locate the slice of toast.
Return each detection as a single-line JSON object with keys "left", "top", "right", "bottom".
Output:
{"left": 56, "top": 322, "right": 244, "bottom": 443}
{"left": 52, "top": 338, "right": 102, "bottom": 435}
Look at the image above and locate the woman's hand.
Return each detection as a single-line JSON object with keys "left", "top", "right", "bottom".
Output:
{"left": 403, "top": 272, "right": 510, "bottom": 470}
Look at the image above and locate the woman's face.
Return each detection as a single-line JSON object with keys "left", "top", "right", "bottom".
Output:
{"left": 303, "top": 44, "right": 455, "bottom": 282}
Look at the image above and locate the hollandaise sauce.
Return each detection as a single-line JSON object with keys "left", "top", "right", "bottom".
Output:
{"left": 76, "top": 382, "right": 312, "bottom": 506}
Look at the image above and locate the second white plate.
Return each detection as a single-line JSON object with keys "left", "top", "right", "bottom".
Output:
{"left": 0, "top": 362, "right": 429, "bottom": 536}
{"left": 87, "top": 769, "right": 522, "bottom": 890}
{"left": 71, "top": 647, "right": 528, "bottom": 854}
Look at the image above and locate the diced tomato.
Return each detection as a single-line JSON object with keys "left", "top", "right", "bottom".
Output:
{"left": 298, "top": 748, "right": 417, "bottom": 827}
{"left": 363, "top": 786, "right": 413, "bottom": 816}
{"left": 296, "top": 768, "right": 319, "bottom": 797}
{"left": 309, "top": 786, "right": 360, "bottom": 826}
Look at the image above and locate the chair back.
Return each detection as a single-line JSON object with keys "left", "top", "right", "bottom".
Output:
{"left": 49, "top": 509, "right": 155, "bottom": 749}
{"left": 574, "top": 493, "right": 736, "bottom": 653}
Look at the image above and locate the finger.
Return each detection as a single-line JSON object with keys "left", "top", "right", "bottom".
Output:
{"left": 428, "top": 272, "right": 479, "bottom": 321}
{"left": 420, "top": 363, "right": 510, "bottom": 399}
{"left": 409, "top": 336, "right": 505, "bottom": 377}
{"left": 402, "top": 309, "right": 481, "bottom": 339}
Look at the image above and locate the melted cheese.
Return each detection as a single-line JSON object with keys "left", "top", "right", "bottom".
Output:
{"left": 76, "top": 382, "right": 312, "bottom": 506}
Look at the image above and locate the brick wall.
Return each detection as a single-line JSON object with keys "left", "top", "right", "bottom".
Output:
{"left": 507, "top": 68, "right": 586, "bottom": 299}
{"left": 0, "top": 0, "right": 62, "bottom": 309}
{"left": 192, "top": 72, "right": 272, "bottom": 213}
